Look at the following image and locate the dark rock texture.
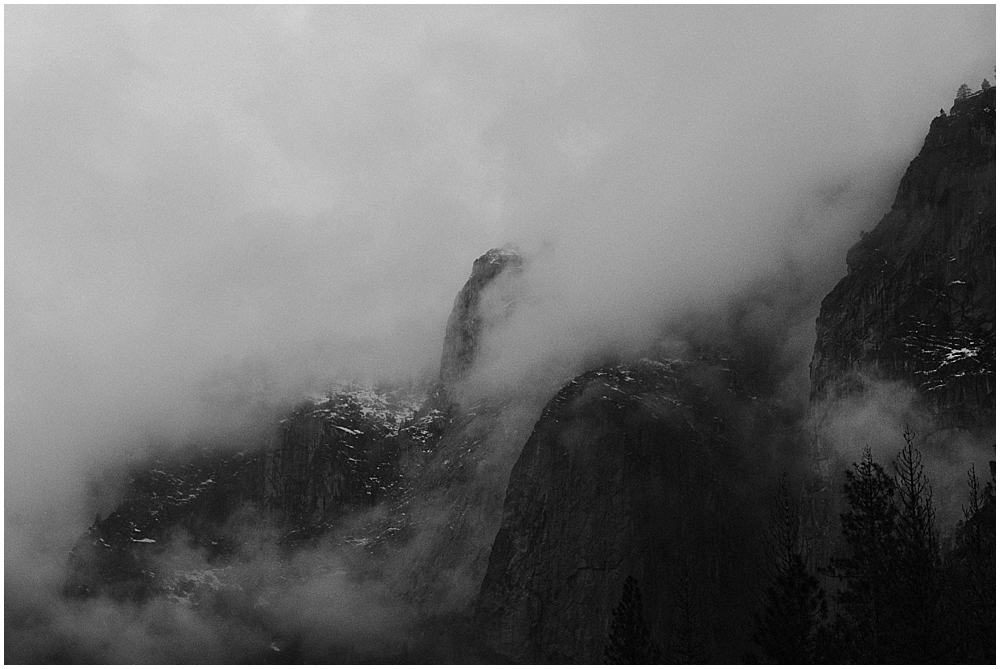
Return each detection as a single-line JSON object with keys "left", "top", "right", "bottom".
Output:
{"left": 476, "top": 358, "right": 775, "bottom": 663}
{"left": 63, "top": 387, "right": 421, "bottom": 599}
{"left": 811, "top": 86, "right": 995, "bottom": 429}
{"left": 64, "top": 447, "right": 259, "bottom": 600}
{"left": 802, "top": 87, "right": 996, "bottom": 579}
{"left": 261, "top": 388, "right": 417, "bottom": 531}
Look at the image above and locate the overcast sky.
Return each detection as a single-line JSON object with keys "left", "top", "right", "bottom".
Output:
{"left": 5, "top": 5, "right": 995, "bottom": 551}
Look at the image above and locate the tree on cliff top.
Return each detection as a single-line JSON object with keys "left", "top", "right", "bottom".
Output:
{"left": 956, "top": 83, "right": 972, "bottom": 99}
{"left": 605, "top": 575, "right": 662, "bottom": 664}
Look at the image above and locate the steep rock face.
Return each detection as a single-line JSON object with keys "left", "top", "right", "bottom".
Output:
{"left": 439, "top": 247, "right": 523, "bottom": 391}
{"left": 476, "top": 358, "right": 774, "bottom": 663}
{"left": 811, "top": 86, "right": 995, "bottom": 428}
{"left": 261, "top": 388, "right": 421, "bottom": 532}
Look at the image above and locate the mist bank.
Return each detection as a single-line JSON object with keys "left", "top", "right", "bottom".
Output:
{"left": 5, "top": 5, "right": 995, "bottom": 661}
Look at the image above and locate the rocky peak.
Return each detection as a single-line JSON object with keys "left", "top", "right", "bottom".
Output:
{"left": 438, "top": 246, "right": 524, "bottom": 392}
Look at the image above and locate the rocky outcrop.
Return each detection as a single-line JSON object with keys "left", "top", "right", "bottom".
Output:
{"left": 261, "top": 388, "right": 420, "bottom": 532}
{"left": 370, "top": 247, "right": 537, "bottom": 611}
{"left": 439, "top": 247, "right": 523, "bottom": 392}
{"left": 476, "top": 358, "right": 775, "bottom": 663}
{"left": 811, "top": 86, "right": 995, "bottom": 429}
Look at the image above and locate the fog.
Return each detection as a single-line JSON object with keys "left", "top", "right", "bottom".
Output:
{"left": 5, "top": 4, "right": 995, "bottom": 661}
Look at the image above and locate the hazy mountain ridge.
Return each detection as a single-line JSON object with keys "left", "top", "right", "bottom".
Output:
{"left": 55, "top": 88, "right": 995, "bottom": 663}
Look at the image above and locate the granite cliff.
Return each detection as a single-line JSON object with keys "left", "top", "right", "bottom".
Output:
{"left": 811, "top": 85, "right": 995, "bottom": 429}
{"left": 802, "top": 87, "right": 996, "bottom": 562}
{"left": 475, "top": 358, "right": 778, "bottom": 662}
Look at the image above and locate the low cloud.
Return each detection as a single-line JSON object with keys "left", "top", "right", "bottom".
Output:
{"left": 5, "top": 4, "right": 995, "bottom": 662}
{"left": 813, "top": 377, "right": 995, "bottom": 528}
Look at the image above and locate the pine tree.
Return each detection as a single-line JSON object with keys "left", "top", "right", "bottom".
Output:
{"left": 751, "top": 474, "right": 829, "bottom": 664}
{"left": 952, "top": 463, "right": 996, "bottom": 662}
{"left": 604, "top": 575, "right": 662, "bottom": 664}
{"left": 826, "top": 446, "right": 897, "bottom": 663}
{"left": 957, "top": 83, "right": 972, "bottom": 99}
{"left": 890, "top": 429, "right": 943, "bottom": 662}
{"left": 669, "top": 560, "right": 709, "bottom": 664}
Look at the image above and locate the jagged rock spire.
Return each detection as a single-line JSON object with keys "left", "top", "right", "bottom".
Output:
{"left": 438, "top": 246, "right": 523, "bottom": 391}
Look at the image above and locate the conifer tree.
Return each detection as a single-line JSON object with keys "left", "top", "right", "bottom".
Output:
{"left": 669, "top": 560, "right": 709, "bottom": 664}
{"left": 889, "top": 430, "right": 943, "bottom": 662}
{"left": 826, "top": 446, "right": 897, "bottom": 663}
{"left": 952, "top": 463, "right": 996, "bottom": 662}
{"left": 604, "top": 575, "right": 662, "bottom": 664}
{"left": 751, "top": 474, "right": 829, "bottom": 664}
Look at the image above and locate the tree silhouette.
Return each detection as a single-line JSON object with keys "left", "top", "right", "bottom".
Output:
{"left": 826, "top": 446, "right": 897, "bottom": 663}
{"left": 890, "top": 430, "right": 944, "bottom": 662}
{"left": 604, "top": 575, "right": 662, "bottom": 664}
{"left": 951, "top": 463, "right": 996, "bottom": 662}
{"left": 956, "top": 83, "right": 972, "bottom": 99}
{"left": 669, "top": 559, "right": 709, "bottom": 663}
{"left": 751, "top": 473, "right": 829, "bottom": 663}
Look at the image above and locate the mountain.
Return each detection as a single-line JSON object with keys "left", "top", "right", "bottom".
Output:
{"left": 802, "top": 86, "right": 996, "bottom": 564}
{"left": 58, "top": 86, "right": 995, "bottom": 664}
{"left": 811, "top": 85, "right": 995, "bottom": 429}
